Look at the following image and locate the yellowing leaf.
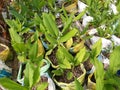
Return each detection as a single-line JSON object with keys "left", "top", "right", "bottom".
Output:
{"left": 72, "top": 40, "right": 85, "bottom": 53}
{"left": 37, "top": 39, "right": 45, "bottom": 57}
{"left": 75, "top": 47, "right": 86, "bottom": 66}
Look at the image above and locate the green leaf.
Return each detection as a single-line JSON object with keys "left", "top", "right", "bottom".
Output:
{"left": 37, "top": 82, "right": 48, "bottom": 90}
{"left": 94, "top": 59, "right": 104, "bottom": 79}
{"left": 62, "top": 14, "right": 73, "bottom": 33}
{"left": 33, "top": 66, "right": 40, "bottom": 86}
{"left": 0, "top": 78, "right": 28, "bottom": 90}
{"left": 52, "top": 69, "right": 63, "bottom": 76}
{"left": 43, "top": 13, "right": 59, "bottom": 37}
{"left": 56, "top": 47, "right": 71, "bottom": 69}
{"left": 104, "top": 76, "right": 120, "bottom": 89}
{"left": 58, "top": 57, "right": 71, "bottom": 69}
{"left": 62, "top": 6, "right": 68, "bottom": 20}
{"left": 109, "top": 46, "right": 120, "bottom": 74}
{"left": 12, "top": 42, "right": 26, "bottom": 53}
{"left": 74, "top": 47, "right": 86, "bottom": 66}
{"left": 73, "top": 9, "right": 86, "bottom": 21}
{"left": 57, "top": 46, "right": 73, "bottom": 62}
{"left": 75, "top": 78, "right": 83, "bottom": 90}
{"left": 29, "top": 41, "right": 38, "bottom": 60}
{"left": 45, "top": 33, "right": 57, "bottom": 45}
{"left": 92, "top": 38, "right": 102, "bottom": 58}
{"left": 67, "top": 71, "right": 73, "bottom": 80}
{"left": 58, "top": 28, "right": 78, "bottom": 43}
{"left": 9, "top": 10, "right": 24, "bottom": 20}
{"left": 24, "top": 62, "right": 34, "bottom": 88}
{"left": 104, "top": 84, "right": 116, "bottom": 90}
{"left": 20, "top": 2, "right": 29, "bottom": 15}
{"left": 9, "top": 28, "right": 22, "bottom": 43}
{"left": 34, "top": 13, "right": 42, "bottom": 25}
{"left": 94, "top": 59, "right": 104, "bottom": 90}
{"left": 5, "top": 19, "right": 22, "bottom": 32}
{"left": 96, "top": 77, "right": 104, "bottom": 90}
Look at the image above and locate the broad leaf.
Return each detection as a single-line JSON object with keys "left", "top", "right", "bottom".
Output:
{"left": 43, "top": 13, "right": 59, "bottom": 37}
{"left": 9, "top": 10, "right": 24, "bottom": 20}
{"left": 37, "top": 82, "right": 48, "bottom": 90}
{"left": 29, "top": 41, "right": 38, "bottom": 60}
{"left": 58, "top": 28, "right": 78, "bottom": 43}
{"left": 57, "top": 46, "right": 73, "bottom": 62}
{"left": 92, "top": 38, "right": 102, "bottom": 58}
{"left": 52, "top": 69, "right": 63, "bottom": 76}
{"left": 24, "top": 62, "right": 34, "bottom": 88}
{"left": 109, "top": 46, "right": 120, "bottom": 74}
{"left": 5, "top": 19, "right": 22, "bottom": 32}
{"left": 12, "top": 42, "right": 26, "bottom": 53}
{"left": 75, "top": 78, "right": 83, "bottom": 90}
{"left": 0, "top": 78, "right": 28, "bottom": 90}
{"left": 9, "top": 28, "right": 22, "bottom": 43}
{"left": 74, "top": 47, "right": 86, "bottom": 66}
{"left": 67, "top": 71, "right": 73, "bottom": 80}
{"left": 62, "top": 14, "right": 73, "bottom": 34}
{"left": 45, "top": 33, "right": 57, "bottom": 45}
{"left": 56, "top": 47, "right": 71, "bottom": 69}
{"left": 94, "top": 59, "right": 104, "bottom": 90}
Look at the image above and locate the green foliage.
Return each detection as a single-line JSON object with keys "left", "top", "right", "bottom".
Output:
{"left": 109, "top": 46, "right": 120, "bottom": 74}
{"left": 56, "top": 46, "right": 72, "bottom": 69}
{"left": 75, "top": 78, "right": 83, "bottom": 90}
{"left": 42, "top": 13, "right": 78, "bottom": 47}
{"left": 28, "top": 41, "right": 38, "bottom": 61}
{"left": 24, "top": 60, "right": 43, "bottom": 89}
{"left": 58, "top": 28, "right": 78, "bottom": 43}
{"left": 37, "top": 82, "right": 48, "bottom": 90}
{"left": 0, "top": 78, "right": 28, "bottom": 90}
{"left": 62, "top": 13, "right": 74, "bottom": 34}
{"left": 94, "top": 59, "right": 104, "bottom": 90}
{"left": 91, "top": 39, "right": 102, "bottom": 58}
{"left": 74, "top": 47, "right": 88, "bottom": 66}
{"left": 52, "top": 69, "right": 64, "bottom": 76}
{"left": 67, "top": 71, "right": 73, "bottom": 80}
{"left": 43, "top": 13, "right": 59, "bottom": 37}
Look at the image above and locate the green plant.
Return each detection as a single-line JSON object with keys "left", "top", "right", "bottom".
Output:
{"left": 41, "top": 13, "right": 78, "bottom": 49}
{"left": 52, "top": 45, "right": 89, "bottom": 78}
{"left": 4, "top": 16, "right": 48, "bottom": 90}
{"left": 89, "top": 38, "right": 120, "bottom": 90}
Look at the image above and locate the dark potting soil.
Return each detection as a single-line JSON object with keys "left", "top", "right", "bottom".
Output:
{"left": 0, "top": 45, "right": 5, "bottom": 52}
{"left": 56, "top": 18, "right": 63, "bottom": 28}
{"left": 48, "top": 47, "right": 58, "bottom": 66}
{"left": 73, "top": 36, "right": 81, "bottom": 44}
{"left": 55, "top": 65, "right": 83, "bottom": 83}
{"left": 83, "top": 60, "right": 93, "bottom": 71}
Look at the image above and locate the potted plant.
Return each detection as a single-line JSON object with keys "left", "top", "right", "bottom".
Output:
{"left": 51, "top": 46, "right": 89, "bottom": 90}
{"left": 41, "top": 13, "right": 78, "bottom": 68}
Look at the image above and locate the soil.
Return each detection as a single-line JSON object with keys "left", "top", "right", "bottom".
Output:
{"left": 83, "top": 60, "right": 93, "bottom": 71}
{"left": 0, "top": 45, "right": 5, "bottom": 52}
{"left": 55, "top": 65, "right": 83, "bottom": 83}
{"left": 56, "top": 18, "right": 63, "bottom": 29}
{"left": 72, "top": 36, "right": 82, "bottom": 48}
{"left": 48, "top": 47, "right": 58, "bottom": 66}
